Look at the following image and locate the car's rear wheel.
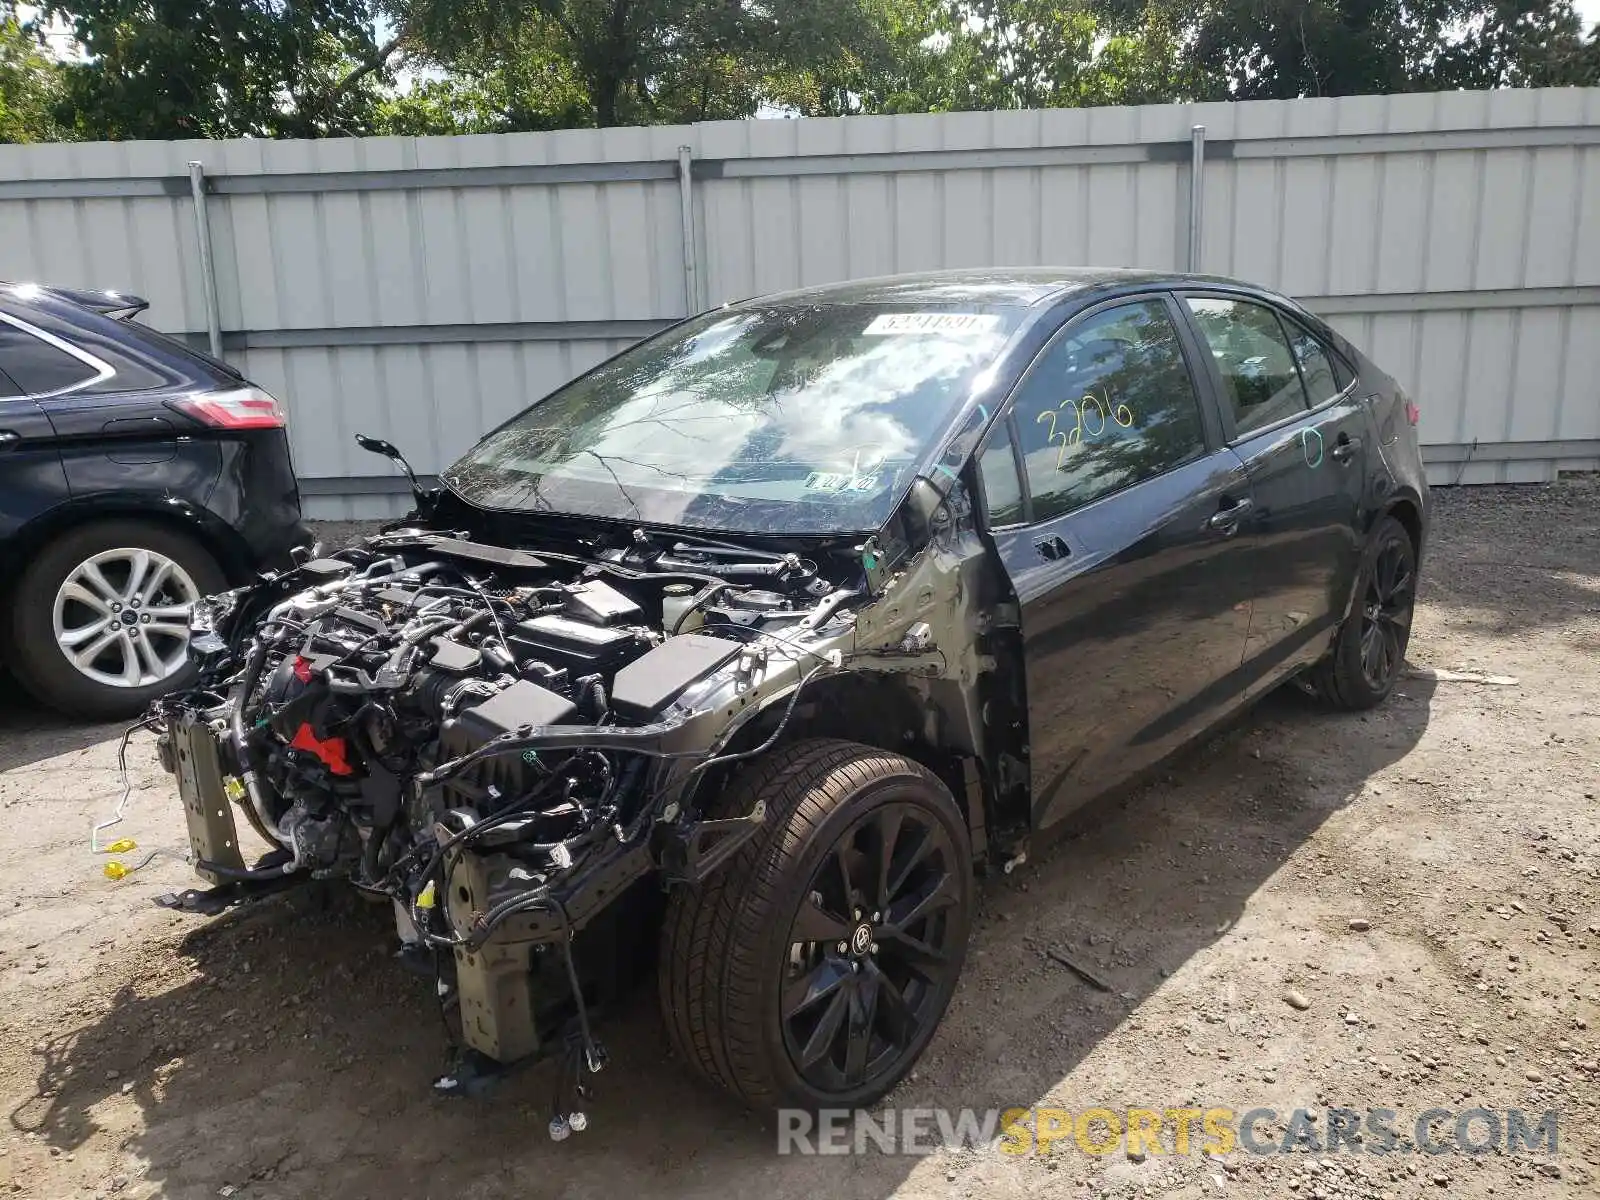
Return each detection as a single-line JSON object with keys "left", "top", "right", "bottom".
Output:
{"left": 6, "top": 520, "right": 225, "bottom": 720}
{"left": 660, "top": 738, "right": 971, "bottom": 1111}
{"left": 1306, "top": 515, "right": 1416, "bottom": 710}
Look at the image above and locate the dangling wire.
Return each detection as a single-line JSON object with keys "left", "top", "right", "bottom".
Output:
{"left": 92, "top": 717, "right": 160, "bottom": 852}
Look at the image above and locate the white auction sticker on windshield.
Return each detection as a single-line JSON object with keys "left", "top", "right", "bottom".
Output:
{"left": 804, "top": 471, "right": 882, "bottom": 493}
{"left": 863, "top": 312, "right": 1001, "bottom": 336}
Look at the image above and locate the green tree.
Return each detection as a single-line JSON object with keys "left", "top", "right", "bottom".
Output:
{"left": 373, "top": 19, "right": 591, "bottom": 134}
{"left": 0, "top": 11, "right": 65, "bottom": 143}
{"left": 1432, "top": 0, "right": 1597, "bottom": 87}
{"left": 384, "top": 0, "right": 888, "bottom": 127}
{"left": 38, "top": 0, "right": 399, "bottom": 139}
{"left": 20, "top": 0, "right": 1600, "bottom": 145}
{"left": 804, "top": 0, "right": 1192, "bottom": 116}
{"left": 947, "top": 0, "right": 1174, "bottom": 108}
{"left": 796, "top": 0, "right": 963, "bottom": 114}
{"left": 1165, "top": 0, "right": 1598, "bottom": 98}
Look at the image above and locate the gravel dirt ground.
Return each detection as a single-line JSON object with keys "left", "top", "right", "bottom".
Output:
{"left": 1, "top": 481, "right": 1596, "bottom": 1200}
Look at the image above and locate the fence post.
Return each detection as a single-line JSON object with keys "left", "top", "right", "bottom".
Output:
{"left": 1187, "top": 125, "right": 1206, "bottom": 273}
{"left": 187, "top": 161, "right": 224, "bottom": 359}
{"left": 677, "top": 145, "right": 700, "bottom": 314}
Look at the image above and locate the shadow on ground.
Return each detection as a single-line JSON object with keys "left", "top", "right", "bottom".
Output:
{"left": 9, "top": 676, "right": 1436, "bottom": 1199}
{"left": 0, "top": 670, "right": 124, "bottom": 774}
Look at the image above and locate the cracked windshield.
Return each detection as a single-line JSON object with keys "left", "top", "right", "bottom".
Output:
{"left": 443, "top": 304, "right": 1023, "bottom": 534}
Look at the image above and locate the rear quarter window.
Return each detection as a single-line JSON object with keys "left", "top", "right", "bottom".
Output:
{"left": 0, "top": 319, "right": 100, "bottom": 395}
{"left": 0, "top": 304, "right": 242, "bottom": 395}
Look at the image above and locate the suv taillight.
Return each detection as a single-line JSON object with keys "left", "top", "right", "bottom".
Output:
{"left": 170, "top": 387, "right": 286, "bottom": 429}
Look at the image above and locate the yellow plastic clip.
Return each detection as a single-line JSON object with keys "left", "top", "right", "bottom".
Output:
{"left": 223, "top": 776, "right": 247, "bottom": 803}
{"left": 417, "top": 881, "right": 437, "bottom": 909}
{"left": 104, "top": 860, "right": 130, "bottom": 881}
{"left": 101, "top": 838, "right": 137, "bottom": 855}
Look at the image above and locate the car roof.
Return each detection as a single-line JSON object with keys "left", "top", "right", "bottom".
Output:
{"left": 740, "top": 267, "right": 1275, "bottom": 309}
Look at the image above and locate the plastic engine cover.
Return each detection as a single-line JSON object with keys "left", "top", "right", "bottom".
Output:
{"left": 610, "top": 634, "right": 742, "bottom": 722}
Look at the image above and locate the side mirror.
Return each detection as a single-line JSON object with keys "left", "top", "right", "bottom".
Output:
{"left": 354, "top": 433, "right": 435, "bottom": 515}
{"left": 355, "top": 433, "right": 403, "bottom": 460}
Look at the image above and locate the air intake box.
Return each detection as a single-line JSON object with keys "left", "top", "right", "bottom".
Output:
{"left": 449, "top": 679, "right": 579, "bottom": 746}
{"left": 509, "top": 613, "right": 648, "bottom": 677}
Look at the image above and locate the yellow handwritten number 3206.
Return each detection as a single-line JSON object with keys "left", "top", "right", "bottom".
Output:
{"left": 1037, "top": 389, "right": 1135, "bottom": 470}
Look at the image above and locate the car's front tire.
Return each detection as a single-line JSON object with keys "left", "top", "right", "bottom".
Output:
{"left": 1306, "top": 515, "right": 1417, "bottom": 710}
{"left": 5, "top": 519, "right": 225, "bottom": 721}
{"left": 660, "top": 738, "right": 972, "bottom": 1111}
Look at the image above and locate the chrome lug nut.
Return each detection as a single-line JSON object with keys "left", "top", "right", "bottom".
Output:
{"left": 836, "top": 942, "right": 848, "bottom": 954}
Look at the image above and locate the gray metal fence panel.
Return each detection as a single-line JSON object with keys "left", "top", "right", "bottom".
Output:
{"left": 0, "top": 88, "right": 1596, "bottom": 515}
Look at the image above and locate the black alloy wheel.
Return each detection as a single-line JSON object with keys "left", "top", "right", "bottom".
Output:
{"left": 659, "top": 739, "right": 972, "bottom": 1110}
{"left": 1358, "top": 534, "right": 1415, "bottom": 692}
{"left": 1306, "top": 515, "right": 1417, "bottom": 710}
{"left": 780, "top": 800, "right": 963, "bottom": 1095}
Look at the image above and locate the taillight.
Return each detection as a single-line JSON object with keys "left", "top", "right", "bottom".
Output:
{"left": 1404, "top": 400, "right": 1420, "bottom": 426}
{"left": 169, "top": 386, "right": 286, "bottom": 429}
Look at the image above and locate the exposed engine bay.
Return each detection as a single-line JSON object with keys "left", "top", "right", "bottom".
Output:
{"left": 151, "top": 505, "right": 1011, "bottom": 1119}
{"left": 169, "top": 529, "right": 840, "bottom": 894}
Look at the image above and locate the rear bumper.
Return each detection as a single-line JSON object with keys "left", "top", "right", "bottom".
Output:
{"left": 211, "top": 429, "right": 310, "bottom": 581}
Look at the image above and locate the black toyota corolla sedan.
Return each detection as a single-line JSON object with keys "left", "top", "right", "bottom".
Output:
{"left": 0, "top": 283, "right": 310, "bottom": 719}
{"left": 152, "top": 267, "right": 1428, "bottom": 1116}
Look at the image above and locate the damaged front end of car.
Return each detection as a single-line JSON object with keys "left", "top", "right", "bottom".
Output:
{"left": 150, "top": 472, "right": 1014, "bottom": 1122}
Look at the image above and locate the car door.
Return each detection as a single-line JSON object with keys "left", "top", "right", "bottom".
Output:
{"left": 1178, "top": 294, "right": 1372, "bottom": 691}
{"left": 0, "top": 329, "right": 71, "bottom": 551}
{"left": 974, "top": 294, "right": 1259, "bottom": 830}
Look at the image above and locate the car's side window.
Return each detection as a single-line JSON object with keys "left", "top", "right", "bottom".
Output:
{"left": 1329, "top": 347, "right": 1356, "bottom": 391}
{"left": 1284, "top": 321, "right": 1348, "bottom": 406}
{"left": 0, "top": 320, "right": 99, "bottom": 396}
{"left": 976, "top": 421, "right": 1025, "bottom": 526}
{"left": 1185, "top": 298, "right": 1309, "bottom": 436}
{"left": 1010, "top": 299, "right": 1207, "bottom": 523}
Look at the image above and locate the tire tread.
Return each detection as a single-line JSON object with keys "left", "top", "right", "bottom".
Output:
{"left": 1307, "top": 515, "right": 1414, "bottom": 712}
{"left": 658, "top": 738, "right": 965, "bottom": 1109}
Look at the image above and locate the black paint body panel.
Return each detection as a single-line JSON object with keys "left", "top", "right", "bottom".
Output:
{"left": 936, "top": 272, "right": 1431, "bottom": 829}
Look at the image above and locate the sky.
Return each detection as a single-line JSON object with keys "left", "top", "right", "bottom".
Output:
{"left": 1579, "top": 0, "right": 1600, "bottom": 32}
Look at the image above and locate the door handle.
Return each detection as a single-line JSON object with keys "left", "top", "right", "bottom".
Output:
{"left": 1330, "top": 434, "right": 1363, "bottom": 464}
{"left": 1033, "top": 534, "right": 1070, "bottom": 561}
{"left": 1207, "top": 496, "right": 1253, "bottom": 534}
{"left": 0, "top": 430, "right": 20, "bottom": 451}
